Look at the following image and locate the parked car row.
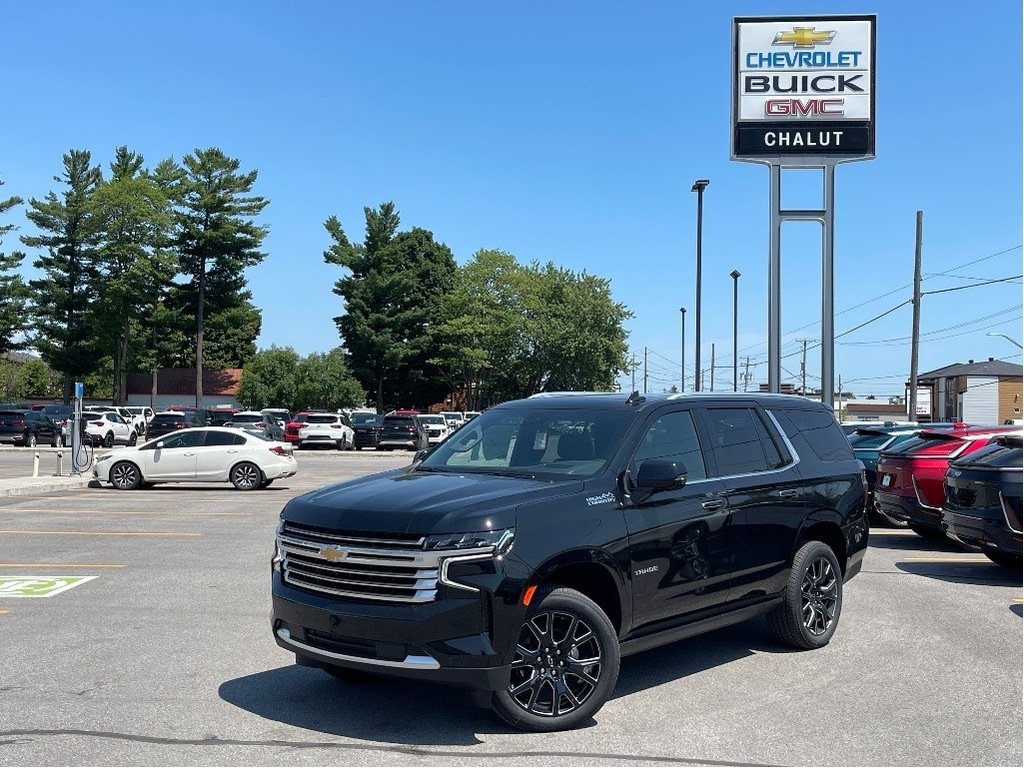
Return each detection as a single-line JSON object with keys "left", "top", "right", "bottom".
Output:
{"left": 847, "top": 421, "right": 1022, "bottom": 567}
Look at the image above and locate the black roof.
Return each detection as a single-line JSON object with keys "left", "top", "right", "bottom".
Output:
{"left": 917, "top": 360, "right": 1023, "bottom": 380}
{"left": 500, "top": 391, "right": 833, "bottom": 413}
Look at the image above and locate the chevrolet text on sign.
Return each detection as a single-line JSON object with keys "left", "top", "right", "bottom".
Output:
{"left": 732, "top": 15, "right": 876, "bottom": 160}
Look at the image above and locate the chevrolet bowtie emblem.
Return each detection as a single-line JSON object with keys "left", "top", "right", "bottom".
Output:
{"left": 773, "top": 27, "right": 836, "bottom": 48}
{"left": 318, "top": 545, "right": 349, "bottom": 562}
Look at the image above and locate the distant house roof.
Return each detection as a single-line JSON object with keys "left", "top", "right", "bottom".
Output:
{"left": 126, "top": 368, "right": 242, "bottom": 397}
{"left": 917, "top": 359, "right": 1023, "bottom": 381}
{"left": 845, "top": 402, "right": 907, "bottom": 416}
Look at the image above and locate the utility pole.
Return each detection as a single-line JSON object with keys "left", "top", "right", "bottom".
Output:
{"left": 798, "top": 338, "right": 812, "bottom": 396}
{"left": 710, "top": 343, "right": 716, "bottom": 393}
{"left": 743, "top": 357, "right": 751, "bottom": 392}
{"left": 908, "top": 211, "right": 923, "bottom": 423}
{"left": 631, "top": 352, "right": 637, "bottom": 392}
{"left": 837, "top": 374, "right": 843, "bottom": 421}
{"left": 643, "top": 346, "right": 648, "bottom": 394}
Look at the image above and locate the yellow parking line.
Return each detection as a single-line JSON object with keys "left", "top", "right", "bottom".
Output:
{"left": 0, "top": 608, "right": 9, "bottom": 615}
{"left": 0, "top": 530, "right": 201, "bottom": 537}
{"left": 869, "top": 529, "right": 919, "bottom": 536}
{"left": 0, "top": 563, "right": 125, "bottom": 568}
{"left": 1012, "top": 598, "right": 1023, "bottom": 604}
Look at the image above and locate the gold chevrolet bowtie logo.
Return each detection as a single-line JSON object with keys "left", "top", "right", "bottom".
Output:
{"left": 773, "top": 27, "right": 836, "bottom": 48}
{"left": 318, "top": 545, "right": 348, "bottom": 562}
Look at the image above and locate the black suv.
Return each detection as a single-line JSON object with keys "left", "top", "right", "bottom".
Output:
{"left": 271, "top": 393, "right": 867, "bottom": 731}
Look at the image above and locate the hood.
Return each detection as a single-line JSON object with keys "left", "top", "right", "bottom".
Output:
{"left": 282, "top": 468, "right": 583, "bottom": 535}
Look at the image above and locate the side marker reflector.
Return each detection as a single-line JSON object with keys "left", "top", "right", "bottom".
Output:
{"left": 522, "top": 585, "right": 538, "bottom": 606}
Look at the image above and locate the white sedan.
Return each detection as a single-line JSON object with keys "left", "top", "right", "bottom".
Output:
{"left": 93, "top": 427, "right": 298, "bottom": 491}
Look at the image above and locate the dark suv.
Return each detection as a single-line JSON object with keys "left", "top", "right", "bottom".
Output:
{"left": 271, "top": 393, "right": 867, "bottom": 731}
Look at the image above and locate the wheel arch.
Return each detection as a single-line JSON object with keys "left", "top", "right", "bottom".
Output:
{"left": 230, "top": 459, "right": 265, "bottom": 484}
{"left": 108, "top": 459, "right": 145, "bottom": 485}
{"left": 530, "top": 550, "right": 628, "bottom": 635}
{"left": 796, "top": 511, "right": 848, "bottom": 574}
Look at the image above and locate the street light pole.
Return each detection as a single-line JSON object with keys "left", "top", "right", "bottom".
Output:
{"left": 987, "top": 332, "right": 1023, "bottom": 349}
{"left": 679, "top": 307, "right": 686, "bottom": 392}
{"left": 730, "top": 270, "right": 741, "bottom": 392}
{"left": 691, "top": 179, "right": 709, "bottom": 391}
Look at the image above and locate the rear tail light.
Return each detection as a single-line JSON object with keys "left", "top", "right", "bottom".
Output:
{"left": 269, "top": 445, "right": 289, "bottom": 456}
{"left": 13, "top": 419, "right": 26, "bottom": 427}
{"left": 91, "top": 420, "right": 103, "bottom": 426}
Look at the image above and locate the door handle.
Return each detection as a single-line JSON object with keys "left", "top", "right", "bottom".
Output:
{"left": 701, "top": 498, "right": 727, "bottom": 511}
{"left": 227, "top": 449, "right": 239, "bottom": 454}
{"left": 183, "top": 452, "right": 195, "bottom": 457}
{"left": 777, "top": 489, "right": 799, "bottom": 499}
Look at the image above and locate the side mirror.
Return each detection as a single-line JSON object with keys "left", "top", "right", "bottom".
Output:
{"left": 632, "top": 459, "right": 687, "bottom": 502}
{"left": 156, "top": 441, "right": 164, "bottom": 449}
{"left": 413, "top": 449, "right": 428, "bottom": 463}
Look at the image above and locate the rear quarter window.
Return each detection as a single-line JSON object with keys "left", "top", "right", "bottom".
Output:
{"left": 771, "top": 407, "right": 854, "bottom": 463}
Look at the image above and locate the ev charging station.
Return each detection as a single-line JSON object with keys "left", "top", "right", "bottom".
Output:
{"left": 70, "top": 380, "right": 87, "bottom": 474}
{"left": 731, "top": 15, "right": 876, "bottom": 407}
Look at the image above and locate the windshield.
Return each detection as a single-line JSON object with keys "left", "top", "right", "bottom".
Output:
{"left": 351, "top": 413, "right": 381, "bottom": 426}
{"left": 417, "top": 406, "right": 634, "bottom": 480}
{"left": 232, "top": 414, "right": 263, "bottom": 424}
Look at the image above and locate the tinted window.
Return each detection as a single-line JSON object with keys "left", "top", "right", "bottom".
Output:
{"left": 351, "top": 413, "right": 381, "bottom": 426}
{"left": 383, "top": 417, "right": 416, "bottom": 427}
{"left": 704, "top": 408, "right": 772, "bottom": 475}
{"left": 202, "top": 430, "right": 247, "bottom": 447}
{"left": 232, "top": 414, "right": 264, "bottom": 424}
{"left": 954, "top": 439, "right": 1023, "bottom": 469}
{"left": 631, "top": 410, "right": 707, "bottom": 480}
{"left": 306, "top": 414, "right": 338, "bottom": 424}
{"left": 157, "top": 431, "right": 206, "bottom": 449}
{"left": 771, "top": 408, "right": 853, "bottom": 462}
{"left": 848, "top": 430, "right": 897, "bottom": 449}
{"left": 152, "top": 415, "right": 187, "bottom": 425}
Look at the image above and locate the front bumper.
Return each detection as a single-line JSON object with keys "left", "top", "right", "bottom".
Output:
{"left": 272, "top": 572, "right": 511, "bottom": 690}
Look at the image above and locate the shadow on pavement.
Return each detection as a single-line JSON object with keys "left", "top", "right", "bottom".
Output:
{"left": 895, "top": 560, "right": 1023, "bottom": 587}
{"left": 1011, "top": 604, "right": 1023, "bottom": 618}
{"left": 867, "top": 532, "right": 969, "bottom": 553}
{"left": 220, "top": 619, "right": 778, "bottom": 743}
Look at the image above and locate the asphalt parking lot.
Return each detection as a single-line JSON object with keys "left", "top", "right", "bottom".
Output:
{"left": 0, "top": 449, "right": 1020, "bottom": 766}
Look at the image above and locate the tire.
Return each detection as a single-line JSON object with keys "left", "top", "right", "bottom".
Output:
{"left": 128, "top": 431, "right": 138, "bottom": 446}
{"left": 104, "top": 432, "right": 114, "bottom": 448}
{"left": 26, "top": 432, "right": 37, "bottom": 448}
{"left": 230, "top": 461, "right": 262, "bottom": 491}
{"left": 768, "top": 540, "right": 843, "bottom": 650}
{"left": 984, "top": 550, "right": 1022, "bottom": 568}
{"left": 910, "top": 523, "right": 944, "bottom": 539}
{"left": 109, "top": 461, "right": 142, "bottom": 491}
{"left": 491, "top": 586, "right": 619, "bottom": 732}
{"left": 336, "top": 437, "right": 347, "bottom": 451}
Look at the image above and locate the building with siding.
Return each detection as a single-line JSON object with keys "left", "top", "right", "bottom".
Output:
{"left": 125, "top": 368, "right": 243, "bottom": 410}
{"left": 912, "top": 359, "right": 1023, "bottom": 424}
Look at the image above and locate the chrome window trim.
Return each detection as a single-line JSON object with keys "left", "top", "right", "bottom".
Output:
{"left": 276, "top": 628, "right": 440, "bottom": 670}
{"left": 999, "top": 491, "right": 1023, "bottom": 534}
{"left": 911, "top": 475, "right": 943, "bottom": 512}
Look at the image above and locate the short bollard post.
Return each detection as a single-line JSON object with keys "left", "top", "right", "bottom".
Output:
{"left": 33, "top": 450, "right": 40, "bottom": 478}
{"left": 55, "top": 449, "right": 64, "bottom": 477}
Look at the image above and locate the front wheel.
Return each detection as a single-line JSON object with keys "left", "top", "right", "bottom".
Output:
{"left": 230, "top": 462, "right": 262, "bottom": 490}
{"left": 768, "top": 540, "right": 843, "bottom": 650}
{"left": 491, "top": 587, "right": 619, "bottom": 732}
{"left": 109, "top": 461, "right": 142, "bottom": 491}
{"left": 128, "top": 431, "right": 138, "bottom": 446}
{"left": 26, "top": 432, "right": 37, "bottom": 448}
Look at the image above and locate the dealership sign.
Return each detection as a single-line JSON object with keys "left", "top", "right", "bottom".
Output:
{"left": 732, "top": 15, "right": 875, "bottom": 160}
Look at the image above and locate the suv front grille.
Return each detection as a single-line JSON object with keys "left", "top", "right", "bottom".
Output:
{"left": 279, "top": 521, "right": 442, "bottom": 603}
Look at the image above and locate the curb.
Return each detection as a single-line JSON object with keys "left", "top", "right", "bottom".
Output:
{"left": 0, "top": 476, "right": 94, "bottom": 497}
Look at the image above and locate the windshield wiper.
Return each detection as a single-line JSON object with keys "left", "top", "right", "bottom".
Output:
{"left": 414, "top": 465, "right": 451, "bottom": 473}
{"left": 477, "top": 469, "right": 537, "bottom": 479}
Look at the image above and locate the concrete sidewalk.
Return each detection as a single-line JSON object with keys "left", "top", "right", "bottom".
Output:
{"left": 0, "top": 474, "right": 93, "bottom": 497}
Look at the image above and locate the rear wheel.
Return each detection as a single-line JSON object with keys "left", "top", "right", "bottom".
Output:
{"left": 337, "top": 435, "right": 348, "bottom": 450}
{"left": 491, "top": 586, "right": 619, "bottom": 732}
{"left": 230, "top": 462, "right": 262, "bottom": 490}
{"left": 104, "top": 432, "right": 114, "bottom": 448}
{"left": 26, "top": 432, "right": 37, "bottom": 448}
{"left": 128, "top": 431, "right": 138, "bottom": 446}
{"left": 768, "top": 540, "right": 843, "bottom": 650}
{"left": 109, "top": 461, "right": 142, "bottom": 491}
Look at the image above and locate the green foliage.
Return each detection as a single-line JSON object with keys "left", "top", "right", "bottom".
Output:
{"left": 0, "top": 356, "right": 62, "bottom": 400}
{"left": 433, "top": 250, "right": 632, "bottom": 406}
{"left": 294, "top": 349, "right": 366, "bottom": 412}
{"left": 21, "top": 150, "right": 104, "bottom": 399}
{"left": 0, "top": 177, "right": 28, "bottom": 354}
{"left": 89, "top": 146, "right": 177, "bottom": 403}
{"left": 170, "top": 148, "right": 269, "bottom": 401}
{"left": 238, "top": 346, "right": 366, "bottom": 412}
{"left": 236, "top": 346, "right": 301, "bottom": 410}
{"left": 325, "top": 203, "right": 455, "bottom": 411}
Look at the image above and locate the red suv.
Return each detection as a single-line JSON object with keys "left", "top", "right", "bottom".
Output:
{"left": 875, "top": 424, "right": 1018, "bottom": 538}
{"left": 283, "top": 412, "right": 311, "bottom": 444}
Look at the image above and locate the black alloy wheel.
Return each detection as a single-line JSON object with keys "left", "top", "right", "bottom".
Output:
{"left": 128, "top": 431, "right": 138, "bottom": 446}
{"left": 104, "top": 432, "right": 115, "bottom": 448}
{"left": 109, "top": 461, "right": 142, "bottom": 491}
{"left": 230, "top": 462, "right": 262, "bottom": 490}
{"left": 768, "top": 540, "right": 843, "bottom": 650}
{"left": 26, "top": 432, "right": 37, "bottom": 448}
{"left": 491, "top": 587, "right": 619, "bottom": 732}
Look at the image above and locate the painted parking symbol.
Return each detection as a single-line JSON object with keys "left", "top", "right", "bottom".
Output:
{"left": 0, "top": 576, "right": 97, "bottom": 598}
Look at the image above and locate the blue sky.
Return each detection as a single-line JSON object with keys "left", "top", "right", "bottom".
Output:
{"left": 3, "top": 1, "right": 1021, "bottom": 398}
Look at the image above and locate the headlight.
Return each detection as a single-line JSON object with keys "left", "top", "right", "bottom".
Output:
{"left": 423, "top": 528, "right": 515, "bottom": 555}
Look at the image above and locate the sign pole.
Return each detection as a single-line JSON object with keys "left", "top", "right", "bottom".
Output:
{"left": 821, "top": 163, "right": 836, "bottom": 409}
{"left": 768, "top": 165, "right": 782, "bottom": 393}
